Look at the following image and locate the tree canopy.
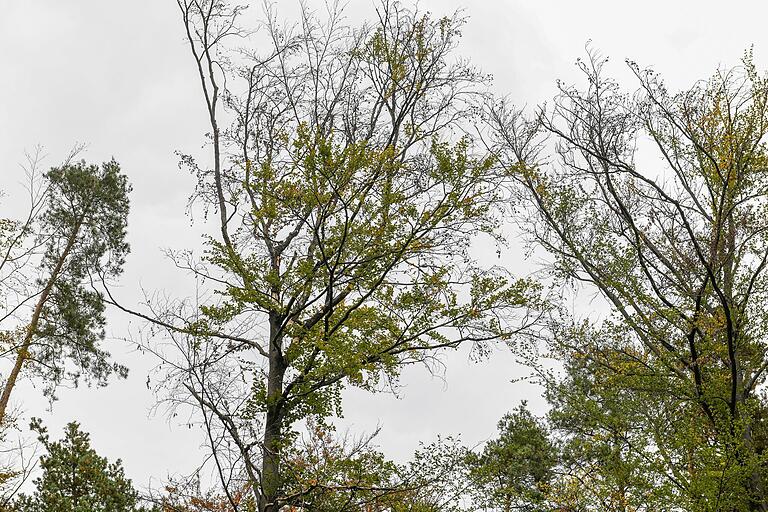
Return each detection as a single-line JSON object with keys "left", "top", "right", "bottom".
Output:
{"left": 490, "top": 50, "right": 768, "bottom": 510}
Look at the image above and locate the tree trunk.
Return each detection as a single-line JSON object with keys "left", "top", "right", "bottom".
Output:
{"left": 260, "top": 314, "right": 286, "bottom": 512}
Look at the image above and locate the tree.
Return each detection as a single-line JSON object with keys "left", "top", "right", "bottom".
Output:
{"left": 153, "top": 476, "right": 246, "bottom": 512}
{"left": 14, "top": 420, "right": 151, "bottom": 512}
{"left": 152, "top": 425, "right": 472, "bottom": 512}
{"left": 115, "top": 2, "right": 539, "bottom": 511}
{"left": 490, "top": 50, "right": 768, "bottom": 510}
{"left": 544, "top": 336, "right": 678, "bottom": 512}
{"left": 0, "top": 155, "right": 131, "bottom": 424}
{"left": 276, "top": 422, "right": 470, "bottom": 512}
{"left": 465, "top": 403, "right": 557, "bottom": 512}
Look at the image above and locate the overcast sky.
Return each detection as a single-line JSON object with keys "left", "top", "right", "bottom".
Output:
{"left": 1, "top": 0, "right": 767, "bottom": 494}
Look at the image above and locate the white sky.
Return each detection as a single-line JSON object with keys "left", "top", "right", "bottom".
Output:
{"left": 1, "top": 0, "right": 766, "bottom": 494}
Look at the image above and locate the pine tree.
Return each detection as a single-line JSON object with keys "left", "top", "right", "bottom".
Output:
{"left": 15, "top": 420, "right": 152, "bottom": 512}
{"left": 466, "top": 404, "right": 557, "bottom": 512}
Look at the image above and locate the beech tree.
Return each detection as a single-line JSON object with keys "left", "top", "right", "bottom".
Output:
{"left": 121, "top": 2, "right": 539, "bottom": 511}
{"left": 491, "top": 51, "right": 768, "bottom": 510}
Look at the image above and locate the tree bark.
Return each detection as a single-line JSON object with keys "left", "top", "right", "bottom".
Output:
{"left": 260, "top": 313, "right": 287, "bottom": 512}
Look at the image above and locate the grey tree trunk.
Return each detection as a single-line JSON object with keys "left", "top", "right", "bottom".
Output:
{"left": 260, "top": 314, "right": 286, "bottom": 512}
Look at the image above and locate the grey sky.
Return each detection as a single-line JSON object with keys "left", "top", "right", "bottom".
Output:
{"left": 1, "top": 0, "right": 765, "bottom": 493}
